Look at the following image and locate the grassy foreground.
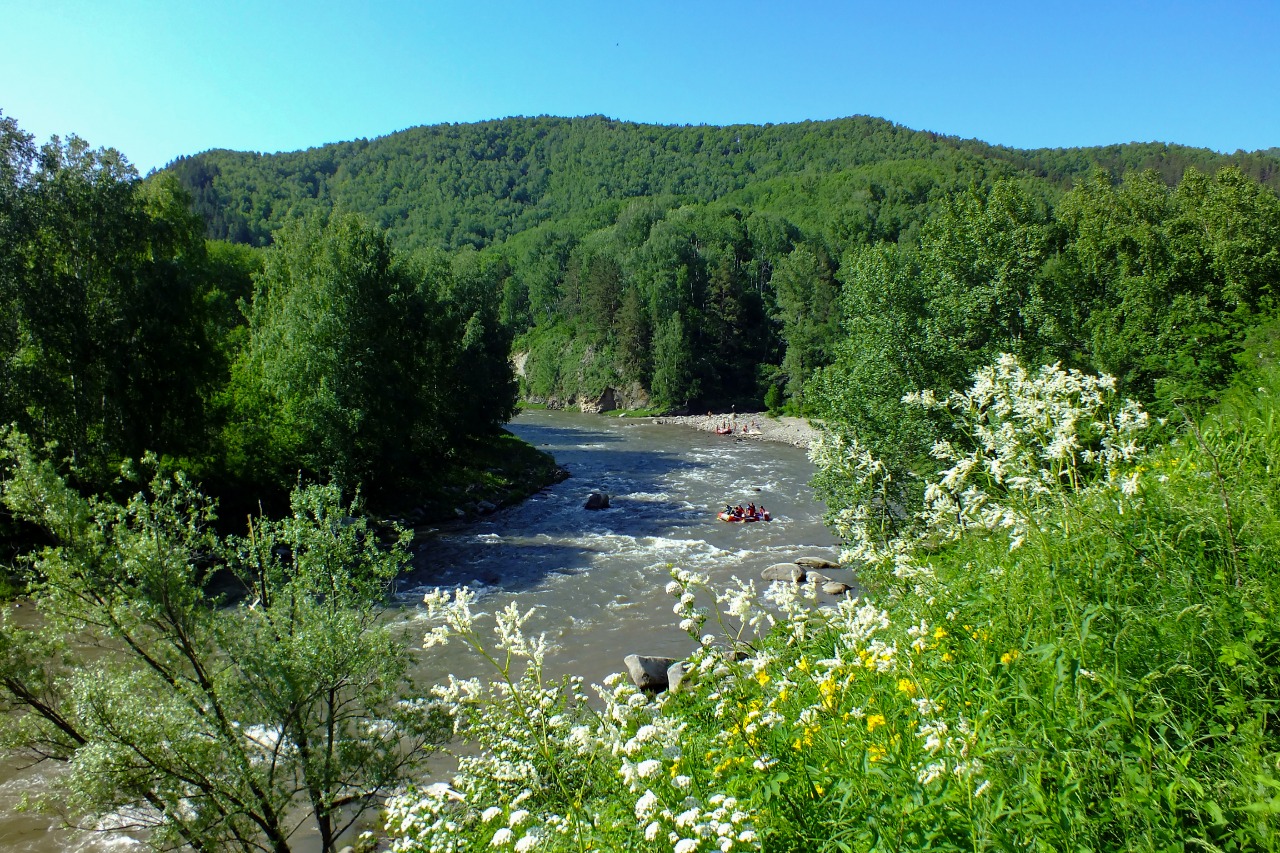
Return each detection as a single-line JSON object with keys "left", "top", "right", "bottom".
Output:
{"left": 385, "top": 359, "right": 1279, "bottom": 852}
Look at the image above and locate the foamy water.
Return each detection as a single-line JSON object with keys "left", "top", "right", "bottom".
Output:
{"left": 397, "top": 409, "right": 842, "bottom": 687}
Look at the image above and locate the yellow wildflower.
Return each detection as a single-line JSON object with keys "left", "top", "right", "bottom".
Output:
{"left": 897, "top": 678, "right": 917, "bottom": 696}
{"left": 1001, "top": 650, "right": 1020, "bottom": 665}
{"left": 933, "top": 626, "right": 948, "bottom": 640}
{"left": 755, "top": 670, "right": 770, "bottom": 686}
{"left": 796, "top": 657, "right": 811, "bottom": 673}
{"left": 866, "top": 714, "right": 886, "bottom": 732}
{"left": 819, "top": 675, "right": 838, "bottom": 710}
{"left": 867, "top": 744, "right": 886, "bottom": 763}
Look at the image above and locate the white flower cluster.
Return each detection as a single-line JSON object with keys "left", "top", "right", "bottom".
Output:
{"left": 815, "top": 355, "right": 1152, "bottom": 585}
{"left": 388, "top": 577, "right": 761, "bottom": 852}
{"left": 911, "top": 712, "right": 983, "bottom": 789}
{"left": 906, "top": 354, "right": 1149, "bottom": 551}
{"left": 638, "top": 792, "right": 758, "bottom": 853}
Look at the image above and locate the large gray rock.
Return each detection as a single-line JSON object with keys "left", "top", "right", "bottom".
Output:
{"left": 822, "top": 581, "right": 854, "bottom": 596}
{"left": 584, "top": 492, "right": 610, "bottom": 510}
{"left": 625, "top": 654, "right": 679, "bottom": 692}
{"left": 796, "top": 556, "right": 840, "bottom": 570}
{"left": 666, "top": 661, "right": 691, "bottom": 694}
{"left": 805, "top": 571, "right": 832, "bottom": 585}
{"left": 762, "top": 563, "right": 806, "bottom": 583}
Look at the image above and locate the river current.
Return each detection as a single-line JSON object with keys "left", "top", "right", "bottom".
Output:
{"left": 0, "top": 409, "right": 841, "bottom": 851}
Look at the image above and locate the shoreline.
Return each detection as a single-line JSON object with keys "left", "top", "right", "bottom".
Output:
{"left": 641, "top": 412, "right": 820, "bottom": 449}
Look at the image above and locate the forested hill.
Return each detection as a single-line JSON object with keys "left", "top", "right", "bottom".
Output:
{"left": 158, "top": 113, "right": 1280, "bottom": 441}
{"left": 164, "top": 115, "right": 1280, "bottom": 253}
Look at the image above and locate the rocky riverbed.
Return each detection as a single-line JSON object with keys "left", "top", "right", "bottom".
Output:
{"left": 644, "top": 412, "right": 820, "bottom": 449}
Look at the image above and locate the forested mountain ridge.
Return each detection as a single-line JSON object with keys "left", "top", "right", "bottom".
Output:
{"left": 164, "top": 114, "right": 1280, "bottom": 253}
{"left": 162, "top": 116, "right": 1280, "bottom": 422}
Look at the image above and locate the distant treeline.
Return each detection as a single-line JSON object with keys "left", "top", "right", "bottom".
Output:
{"left": 166, "top": 115, "right": 1280, "bottom": 253}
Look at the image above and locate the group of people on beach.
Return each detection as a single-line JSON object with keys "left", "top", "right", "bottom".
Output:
{"left": 709, "top": 412, "right": 761, "bottom": 435}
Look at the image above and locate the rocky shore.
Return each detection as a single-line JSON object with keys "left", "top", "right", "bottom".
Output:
{"left": 645, "top": 412, "right": 821, "bottom": 449}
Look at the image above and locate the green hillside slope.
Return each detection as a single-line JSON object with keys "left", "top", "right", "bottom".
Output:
{"left": 164, "top": 115, "right": 1280, "bottom": 253}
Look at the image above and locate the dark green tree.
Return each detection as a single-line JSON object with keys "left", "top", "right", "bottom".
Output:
{"left": 650, "top": 312, "right": 697, "bottom": 409}
{"left": 771, "top": 244, "right": 839, "bottom": 408}
{"left": 0, "top": 120, "right": 212, "bottom": 477}
{"left": 227, "top": 213, "right": 422, "bottom": 489}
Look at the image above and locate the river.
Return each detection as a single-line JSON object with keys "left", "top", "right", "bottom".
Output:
{"left": 0, "top": 409, "right": 841, "bottom": 851}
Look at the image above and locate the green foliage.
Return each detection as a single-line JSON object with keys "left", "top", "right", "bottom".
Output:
{"left": 1059, "top": 167, "right": 1280, "bottom": 412}
{"left": 165, "top": 116, "right": 1280, "bottom": 256}
{"left": 225, "top": 213, "right": 517, "bottom": 494}
{"left": 0, "top": 117, "right": 216, "bottom": 478}
{"left": 159, "top": 115, "right": 1280, "bottom": 418}
{"left": 771, "top": 244, "right": 839, "bottom": 409}
{"left": 651, "top": 312, "right": 698, "bottom": 409}
{"left": 0, "top": 431, "right": 448, "bottom": 852}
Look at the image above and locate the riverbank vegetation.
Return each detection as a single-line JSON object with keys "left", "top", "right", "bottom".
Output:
{"left": 385, "top": 355, "right": 1280, "bottom": 852}
{"left": 0, "top": 432, "right": 448, "bottom": 852}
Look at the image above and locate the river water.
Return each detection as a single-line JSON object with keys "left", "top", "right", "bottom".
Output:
{"left": 0, "top": 409, "right": 841, "bottom": 851}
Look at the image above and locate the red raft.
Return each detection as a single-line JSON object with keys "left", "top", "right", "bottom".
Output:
{"left": 718, "top": 510, "right": 771, "bottom": 523}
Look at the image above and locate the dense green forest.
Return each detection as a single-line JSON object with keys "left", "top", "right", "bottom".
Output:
{"left": 0, "top": 109, "right": 520, "bottom": 514}
{"left": 167, "top": 115, "right": 1280, "bottom": 417}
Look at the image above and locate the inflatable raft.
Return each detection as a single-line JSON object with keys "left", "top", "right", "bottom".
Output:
{"left": 718, "top": 511, "right": 771, "bottom": 523}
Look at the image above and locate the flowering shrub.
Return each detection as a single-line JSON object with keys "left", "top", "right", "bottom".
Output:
{"left": 812, "top": 354, "right": 1152, "bottom": 582}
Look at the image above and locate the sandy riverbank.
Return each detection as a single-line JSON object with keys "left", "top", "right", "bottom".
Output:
{"left": 644, "top": 412, "right": 820, "bottom": 449}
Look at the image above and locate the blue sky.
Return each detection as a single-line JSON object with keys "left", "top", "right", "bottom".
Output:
{"left": 2, "top": 0, "right": 1277, "bottom": 174}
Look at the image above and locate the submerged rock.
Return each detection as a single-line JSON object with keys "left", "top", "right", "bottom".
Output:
{"left": 796, "top": 556, "right": 840, "bottom": 569}
{"left": 584, "top": 491, "right": 610, "bottom": 510}
{"left": 762, "top": 563, "right": 806, "bottom": 583}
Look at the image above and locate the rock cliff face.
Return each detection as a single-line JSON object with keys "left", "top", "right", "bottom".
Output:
{"left": 512, "top": 350, "right": 652, "bottom": 414}
{"left": 521, "top": 384, "right": 652, "bottom": 414}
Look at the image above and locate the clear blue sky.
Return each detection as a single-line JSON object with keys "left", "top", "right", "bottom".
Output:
{"left": 2, "top": 0, "right": 1277, "bottom": 174}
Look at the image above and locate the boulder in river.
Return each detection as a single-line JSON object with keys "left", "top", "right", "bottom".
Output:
{"left": 762, "top": 563, "right": 806, "bottom": 583}
{"left": 624, "top": 654, "right": 678, "bottom": 692}
{"left": 584, "top": 491, "right": 610, "bottom": 510}
{"left": 822, "top": 581, "right": 854, "bottom": 596}
{"left": 796, "top": 556, "right": 840, "bottom": 570}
